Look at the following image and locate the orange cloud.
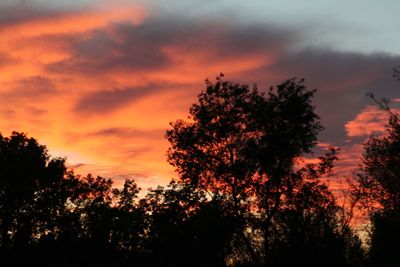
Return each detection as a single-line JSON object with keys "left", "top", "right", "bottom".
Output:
{"left": 345, "top": 106, "right": 390, "bottom": 137}
{"left": 0, "top": 6, "right": 147, "bottom": 37}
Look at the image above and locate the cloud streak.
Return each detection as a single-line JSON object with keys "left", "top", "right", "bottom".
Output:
{"left": 75, "top": 86, "right": 162, "bottom": 114}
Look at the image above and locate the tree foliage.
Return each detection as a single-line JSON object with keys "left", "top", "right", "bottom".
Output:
{"left": 356, "top": 89, "right": 400, "bottom": 266}
{"left": 167, "top": 75, "right": 361, "bottom": 266}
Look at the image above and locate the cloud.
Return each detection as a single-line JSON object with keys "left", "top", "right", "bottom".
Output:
{"left": 256, "top": 48, "right": 400, "bottom": 145}
{"left": 271, "top": 49, "right": 399, "bottom": 91}
{"left": 45, "top": 17, "right": 295, "bottom": 77}
{"left": 0, "top": 3, "right": 399, "bottom": 189}
{"left": 0, "top": 52, "right": 18, "bottom": 67}
{"left": 344, "top": 105, "right": 400, "bottom": 137}
{"left": 88, "top": 127, "right": 164, "bottom": 139}
{"left": 69, "top": 163, "right": 87, "bottom": 169}
{"left": 12, "top": 76, "right": 56, "bottom": 94}
{"left": 34, "top": 17, "right": 296, "bottom": 117}
{"left": 0, "top": 76, "right": 59, "bottom": 112}
{"left": 47, "top": 28, "right": 170, "bottom": 74}
{"left": 0, "top": 4, "right": 66, "bottom": 27}
{"left": 74, "top": 85, "right": 165, "bottom": 114}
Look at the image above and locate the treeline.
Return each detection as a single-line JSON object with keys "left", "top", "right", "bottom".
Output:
{"left": 0, "top": 74, "right": 399, "bottom": 266}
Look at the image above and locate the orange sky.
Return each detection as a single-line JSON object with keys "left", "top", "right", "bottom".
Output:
{"left": 0, "top": 2, "right": 399, "bottom": 191}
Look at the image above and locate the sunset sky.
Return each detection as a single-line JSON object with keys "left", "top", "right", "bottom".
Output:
{"left": 0, "top": 0, "right": 399, "bottom": 190}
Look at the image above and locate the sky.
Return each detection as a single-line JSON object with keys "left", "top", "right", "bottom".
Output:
{"left": 0, "top": 0, "right": 399, "bottom": 190}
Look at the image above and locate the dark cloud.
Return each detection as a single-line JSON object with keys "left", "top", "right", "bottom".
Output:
{"left": 89, "top": 127, "right": 164, "bottom": 139}
{"left": 0, "top": 4, "right": 68, "bottom": 28}
{"left": 69, "top": 163, "right": 87, "bottom": 169}
{"left": 47, "top": 29, "right": 171, "bottom": 74}
{"left": 74, "top": 85, "right": 167, "bottom": 114}
{"left": 46, "top": 17, "right": 295, "bottom": 75}
{"left": 272, "top": 49, "right": 399, "bottom": 92}
{"left": 46, "top": 22, "right": 174, "bottom": 74}
{"left": 265, "top": 49, "right": 400, "bottom": 145}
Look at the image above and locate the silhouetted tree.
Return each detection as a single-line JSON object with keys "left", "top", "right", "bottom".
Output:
{"left": 356, "top": 92, "right": 400, "bottom": 266}
{"left": 0, "top": 132, "right": 147, "bottom": 266}
{"left": 111, "top": 179, "right": 146, "bottom": 254}
{"left": 0, "top": 132, "right": 66, "bottom": 249}
{"left": 141, "top": 181, "right": 241, "bottom": 267}
{"left": 167, "top": 75, "right": 362, "bottom": 266}
{"left": 268, "top": 161, "right": 363, "bottom": 266}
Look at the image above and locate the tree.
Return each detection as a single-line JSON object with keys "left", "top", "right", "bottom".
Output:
{"left": 111, "top": 179, "right": 146, "bottom": 254}
{"left": 0, "top": 132, "right": 66, "bottom": 249}
{"left": 356, "top": 92, "right": 400, "bottom": 266}
{"left": 141, "top": 181, "right": 238, "bottom": 267}
{"left": 0, "top": 132, "right": 145, "bottom": 266}
{"left": 166, "top": 74, "right": 354, "bottom": 265}
{"left": 267, "top": 163, "right": 363, "bottom": 267}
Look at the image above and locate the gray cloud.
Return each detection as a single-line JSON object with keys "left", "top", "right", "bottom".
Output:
{"left": 46, "top": 17, "right": 296, "bottom": 75}
{"left": 47, "top": 29, "right": 171, "bottom": 74}
{"left": 89, "top": 127, "right": 164, "bottom": 139}
{"left": 0, "top": 4, "right": 69, "bottom": 28}
{"left": 265, "top": 49, "right": 400, "bottom": 145}
{"left": 74, "top": 85, "right": 166, "bottom": 114}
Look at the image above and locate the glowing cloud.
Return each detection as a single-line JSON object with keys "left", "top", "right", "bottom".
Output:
{"left": 345, "top": 106, "right": 389, "bottom": 137}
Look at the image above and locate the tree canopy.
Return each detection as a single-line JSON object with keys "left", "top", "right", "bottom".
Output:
{"left": 167, "top": 74, "right": 361, "bottom": 266}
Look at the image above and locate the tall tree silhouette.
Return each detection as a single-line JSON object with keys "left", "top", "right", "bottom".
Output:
{"left": 166, "top": 74, "right": 360, "bottom": 265}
